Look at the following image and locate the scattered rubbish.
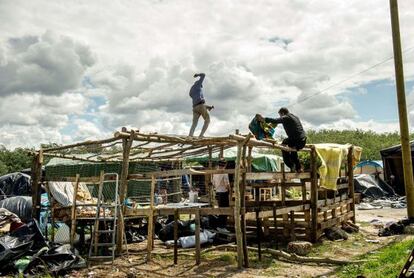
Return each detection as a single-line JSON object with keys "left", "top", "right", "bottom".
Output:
{"left": 365, "top": 239, "right": 380, "bottom": 243}
{"left": 341, "top": 222, "right": 359, "bottom": 233}
{"left": 0, "top": 220, "right": 85, "bottom": 275}
{"left": 378, "top": 219, "right": 410, "bottom": 237}
{"left": 0, "top": 208, "right": 23, "bottom": 234}
{"left": 404, "top": 224, "right": 414, "bottom": 235}
{"left": 180, "top": 230, "right": 216, "bottom": 248}
{"left": 324, "top": 227, "right": 348, "bottom": 241}
{"left": 370, "top": 219, "right": 384, "bottom": 229}
{"left": 356, "top": 203, "right": 382, "bottom": 210}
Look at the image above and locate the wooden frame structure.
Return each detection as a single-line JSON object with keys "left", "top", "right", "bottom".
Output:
{"left": 31, "top": 129, "right": 357, "bottom": 268}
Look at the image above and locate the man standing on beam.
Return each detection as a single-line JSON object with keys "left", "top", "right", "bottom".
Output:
{"left": 188, "top": 73, "right": 214, "bottom": 137}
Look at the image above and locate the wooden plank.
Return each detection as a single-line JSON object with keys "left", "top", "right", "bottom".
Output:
{"left": 272, "top": 203, "right": 278, "bottom": 249}
{"left": 348, "top": 146, "right": 356, "bottom": 223}
{"left": 174, "top": 209, "right": 178, "bottom": 265}
{"left": 93, "top": 171, "right": 105, "bottom": 255}
{"left": 195, "top": 209, "right": 201, "bottom": 265}
{"left": 320, "top": 211, "right": 354, "bottom": 230}
{"left": 70, "top": 174, "right": 80, "bottom": 248}
{"left": 290, "top": 211, "right": 296, "bottom": 241}
{"left": 233, "top": 143, "right": 244, "bottom": 269}
{"left": 117, "top": 130, "right": 134, "bottom": 253}
{"left": 147, "top": 175, "right": 156, "bottom": 261}
{"left": 310, "top": 146, "right": 318, "bottom": 243}
{"left": 246, "top": 200, "right": 309, "bottom": 207}
{"left": 319, "top": 199, "right": 353, "bottom": 212}
{"left": 31, "top": 151, "right": 43, "bottom": 220}
{"left": 246, "top": 172, "right": 311, "bottom": 181}
{"left": 44, "top": 176, "right": 101, "bottom": 183}
{"left": 245, "top": 204, "right": 310, "bottom": 220}
{"left": 241, "top": 145, "right": 249, "bottom": 268}
{"left": 132, "top": 168, "right": 242, "bottom": 179}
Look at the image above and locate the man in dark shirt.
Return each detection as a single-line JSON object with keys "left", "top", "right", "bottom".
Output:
{"left": 188, "top": 73, "right": 213, "bottom": 137}
{"left": 256, "top": 107, "right": 306, "bottom": 172}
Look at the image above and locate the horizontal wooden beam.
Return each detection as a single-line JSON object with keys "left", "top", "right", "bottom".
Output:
{"left": 245, "top": 204, "right": 310, "bottom": 220}
{"left": 245, "top": 172, "right": 311, "bottom": 180}
{"left": 319, "top": 199, "right": 353, "bottom": 213}
{"left": 125, "top": 207, "right": 234, "bottom": 217}
{"left": 319, "top": 211, "right": 354, "bottom": 230}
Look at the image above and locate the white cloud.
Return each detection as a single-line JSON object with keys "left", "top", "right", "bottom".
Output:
{"left": 0, "top": 31, "right": 95, "bottom": 96}
{"left": 1, "top": 0, "right": 414, "bottom": 148}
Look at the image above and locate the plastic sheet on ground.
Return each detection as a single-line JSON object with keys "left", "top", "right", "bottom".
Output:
{"left": 0, "top": 220, "right": 85, "bottom": 275}
{"left": 0, "top": 172, "right": 31, "bottom": 200}
{"left": 179, "top": 230, "right": 216, "bottom": 248}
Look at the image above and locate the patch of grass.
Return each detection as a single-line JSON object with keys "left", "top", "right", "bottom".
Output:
{"left": 217, "top": 253, "right": 236, "bottom": 264}
{"left": 309, "top": 232, "right": 366, "bottom": 257}
{"left": 337, "top": 239, "right": 414, "bottom": 278}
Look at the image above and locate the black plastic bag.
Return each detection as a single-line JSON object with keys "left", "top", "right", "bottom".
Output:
{"left": 0, "top": 173, "right": 31, "bottom": 200}
{"left": 0, "top": 196, "right": 32, "bottom": 222}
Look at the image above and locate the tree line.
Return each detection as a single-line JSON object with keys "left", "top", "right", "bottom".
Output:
{"left": 0, "top": 129, "right": 410, "bottom": 176}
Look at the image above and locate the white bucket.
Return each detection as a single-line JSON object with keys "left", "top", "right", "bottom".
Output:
{"left": 189, "top": 191, "right": 198, "bottom": 203}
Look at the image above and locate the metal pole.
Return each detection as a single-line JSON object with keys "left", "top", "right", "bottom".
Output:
{"left": 390, "top": 0, "right": 414, "bottom": 220}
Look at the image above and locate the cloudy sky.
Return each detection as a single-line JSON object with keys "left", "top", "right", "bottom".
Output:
{"left": 1, "top": 0, "right": 414, "bottom": 148}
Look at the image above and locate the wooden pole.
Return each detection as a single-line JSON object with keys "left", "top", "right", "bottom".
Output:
{"left": 31, "top": 150, "right": 43, "bottom": 220}
{"left": 147, "top": 175, "right": 156, "bottom": 261}
{"left": 390, "top": 0, "right": 414, "bottom": 220}
{"left": 347, "top": 146, "right": 356, "bottom": 223}
{"left": 241, "top": 145, "right": 249, "bottom": 268}
{"left": 174, "top": 209, "right": 179, "bottom": 265}
{"left": 310, "top": 146, "right": 319, "bottom": 242}
{"left": 70, "top": 174, "right": 80, "bottom": 249}
{"left": 195, "top": 208, "right": 201, "bottom": 265}
{"left": 233, "top": 143, "right": 244, "bottom": 268}
{"left": 207, "top": 147, "right": 213, "bottom": 205}
{"left": 117, "top": 129, "right": 134, "bottom": 253}
{"left": 255, "top": 189, "right": 262, "bottom": 261}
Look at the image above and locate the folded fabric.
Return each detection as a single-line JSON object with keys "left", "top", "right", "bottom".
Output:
{"left": 249, "top": 117, "right": 275, "bottom": 140}
{"left": 314, "top": 144, "right": 362, "bottom": 190}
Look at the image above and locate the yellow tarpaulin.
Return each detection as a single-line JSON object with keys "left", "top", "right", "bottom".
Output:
{"left": 314, "top": 144, "right": 362, "bottom": 190}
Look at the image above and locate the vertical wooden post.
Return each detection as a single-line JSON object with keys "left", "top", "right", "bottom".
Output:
{"left": 207, "top": 147, "right": 213, "bottom": 205}
{"left": 290, "top": 211, "right": 296, "bottom": 242}
{"left": 310, "top": 146, "right": 319, "bottom": 242}
{"left": 233, "top": 143, "right": 244, "bottom": 268}
{"left": 147, "top": 175, "right": 156, "bottom": 261}
{"left": 390, "top": 0, "right": 414, "bottom": 220}
{"left": 173, "top": 209, "right": 179, "bottom": 265}
{"left": 94, "top": 171, "right": 105, "bottom": 255}
{"left": 31, "top": 149, "right": 43, "bottom": 220}
{"left": 241, "top": 145, "right": 249, "bottom": 268}
{"left": 70, "top": 174, "right": 80, "bottom": 249}
{"left": 195, "top": 208, "right": 201, "bottom": 265}
{"left": 255, "top": 193, "right": 262, "bottom": 261}
{"left": 272, "top": 203, "right": 278, "bottom": 249}
{"left": 347, "top": 146, "right": 356, "bottom": 223}
{"left": 117, "top": 129, "right": 134, "bottom": 253}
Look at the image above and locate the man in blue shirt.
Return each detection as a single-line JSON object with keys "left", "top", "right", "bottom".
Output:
{"left": 256, "top": 107, "right": 306, "bottom": 172}
{"left": 188, "top": 73, "right": 213, "bottom": 137}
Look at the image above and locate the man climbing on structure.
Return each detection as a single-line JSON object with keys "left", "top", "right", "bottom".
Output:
{"left": 188, "top": 73, "right": 214, "bottom": 137}
{"left": 256, "top": 107, "right": 306, "bottom": 173}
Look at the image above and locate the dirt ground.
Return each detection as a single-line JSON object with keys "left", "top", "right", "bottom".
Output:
{"left": 68, "top": 208, "right": 409, "bottom": 278}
